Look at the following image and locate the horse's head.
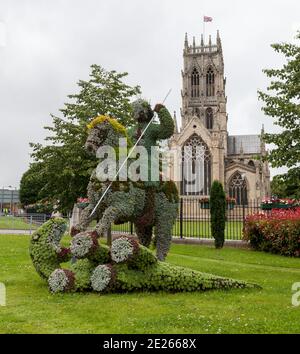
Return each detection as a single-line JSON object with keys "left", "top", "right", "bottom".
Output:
{"left": 85, "top": 115, "right": 129, "bottom": 155}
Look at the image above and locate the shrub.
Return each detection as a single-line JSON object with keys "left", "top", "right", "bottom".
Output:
{"left": 210, "top": 180, "right": 226, "bottom": 249}
{"left": 243, "top": 207, "right": 300, "bottom": 257}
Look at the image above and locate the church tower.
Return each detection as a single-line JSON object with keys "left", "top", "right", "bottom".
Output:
{"left": 181, "top": 30, "right": 227, "bottom": 136}
{"left": 169, "top": 30, "right": 270, "bottom": 200}
{"left": 170, "top": 31, "right": 227, "bottom": 195}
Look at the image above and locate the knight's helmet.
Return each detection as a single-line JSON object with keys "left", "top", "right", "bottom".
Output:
{"left": 131, "top": 99, "right": 154, "bottom": 123}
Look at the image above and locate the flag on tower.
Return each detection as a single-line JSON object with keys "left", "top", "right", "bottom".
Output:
{"left": 204, "top": 16, "right": 213, "bottom": 22}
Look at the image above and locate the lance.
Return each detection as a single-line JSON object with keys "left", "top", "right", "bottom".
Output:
{"left": 89, "top": 89, "right": 172, "bottom": 217}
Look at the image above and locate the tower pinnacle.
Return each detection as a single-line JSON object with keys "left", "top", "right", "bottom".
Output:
{"left": 184, "top": 32, "right": 188, "bottom": 49}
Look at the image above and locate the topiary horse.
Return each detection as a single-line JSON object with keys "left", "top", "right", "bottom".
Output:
{"left": 71, "top": 115, "right": 179, "bottom": 261}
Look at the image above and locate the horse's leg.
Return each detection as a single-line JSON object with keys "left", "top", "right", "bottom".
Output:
{"left": 95, "top": 200, "right": 134, "bottom": 237}
{"left": 71, "top": 203, "right": 101, "bottom": 235}
{"left": 134, "top": 224, "right": 153, "bottom": 247}
{"left": 71, "top": 179, "right": 102, "bottom": 236}
{"left": 154, "top": 221, "right": 172, "bottom": 261}
{"left": 154, "top": 195, "right": 178, "bottom": 261}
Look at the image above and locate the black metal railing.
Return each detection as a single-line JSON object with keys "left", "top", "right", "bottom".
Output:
{"left": 111, "top": 198, "right": 262, "bottom": 240}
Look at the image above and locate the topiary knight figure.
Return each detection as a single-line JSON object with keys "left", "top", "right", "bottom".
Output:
{"left": 127, "top": 99, "right": 175, "bottom": 233}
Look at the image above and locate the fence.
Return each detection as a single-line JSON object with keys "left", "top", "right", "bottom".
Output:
{"left": 0, "top": 199, "right": 262, "bottom": 240}
{"left": 111, "top": 198, "right": 262, "bottom": 240}
{"left": 0, "top": 213, "right": 60, "bottom": 234}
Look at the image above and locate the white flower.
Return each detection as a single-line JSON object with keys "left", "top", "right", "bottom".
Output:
{"left": 48, "top": 269, "right": 68, "bottom": 293}
{"left": 91, "top": 265, "right": 112, "bottom": 292}
{"left": 111, "top": 237, "right": 134, "bottom": 263}
{"left": 70, "top": 233, "right": 94, "bottom": 258}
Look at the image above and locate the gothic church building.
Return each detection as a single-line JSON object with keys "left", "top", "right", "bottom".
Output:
{"left": 169, "top": 31, "right": 270, "bottom": 203}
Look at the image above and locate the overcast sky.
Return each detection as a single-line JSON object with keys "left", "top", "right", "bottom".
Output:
{"left": 0, "top": 0, "right": 299, "bottom": 188}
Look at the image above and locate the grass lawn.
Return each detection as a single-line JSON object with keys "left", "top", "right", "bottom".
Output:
{"left": 112, "top": 221, "right": 244, "bottom": 239}
{"left": 0, "top": 234, "right": 300, "bottom": 333}
{"left": 0, "top": 217, "right": 243, "bottom": 240}
{"left": 0, "top": 216, "right": 39, "bottom": 230}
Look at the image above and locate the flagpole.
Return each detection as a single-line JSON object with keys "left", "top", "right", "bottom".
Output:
{"left": 203, "top": 16, "right": 205, "bottom": 44}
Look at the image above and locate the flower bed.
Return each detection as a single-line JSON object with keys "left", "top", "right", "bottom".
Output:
{"left": 199, "top": 196, "right": 236, "bottom": 210}
{"left": 260, "top": 197, "right": 298, "bottom": 210}
{"left": 76, "top": 197, "right": 89, "bottom": 209}
{"left": 226, "top": 197, "right": 236, "bottom": 210}
{"left": 243, "top": 207, "right": 300, "bottom": 257}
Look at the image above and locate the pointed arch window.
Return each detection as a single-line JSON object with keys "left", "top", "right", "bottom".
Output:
{"left": 229, "top": 172, "right": 248, "bottom": 205}
{"left": 206, "top": 67, "right": 215, "bottom": 96}
{"left": 181, "top": 134, "right": 211, "bottom": 196}
{"left": 191, "top": 68, "right": 200, "bottom": 98}
{"left": 205, "top": 107, "right": 213, "bottom": 129}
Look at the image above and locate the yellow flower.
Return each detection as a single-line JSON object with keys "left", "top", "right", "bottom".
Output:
{"left": 87, "top": 115, "right": 132, "bottom": 147}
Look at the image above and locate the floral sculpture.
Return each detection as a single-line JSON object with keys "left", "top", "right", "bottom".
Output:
{"left": 30, "top": 218, "right": 259, "bottom": 293}
{"left": 71, "top": 107, "right": 178, "bottom": 261}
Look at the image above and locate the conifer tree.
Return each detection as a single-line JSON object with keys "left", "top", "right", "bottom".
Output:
{"left": 210, "top": 180, "right": 226, "bottom": 249}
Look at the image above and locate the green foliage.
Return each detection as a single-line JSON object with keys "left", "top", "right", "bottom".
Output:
{"left": 271, "top": 168, "right": 300, "bottom": 199}
{"left": 243, "top": 217, "right": 300, "bottom": 257}
{"left": 40, "top": 234, "right": 258, "bottom": 294}
{"left": 29, "top": 218, "right": 71, "bottom": 280}
{"left": 210, "top": 181, "right": 226, "bottom": 249}
{"left": 150, "top": 107, "right": 175, "bottom": 140}
{"left": 127, "top": 244, "right": 158, "bottom": 271}
{"left": 160, "top": 181, "right": 179, "bottom": 203}
{"left": 111, "top": 236, "right": 157, "bottom": 270}
{"left": 258, "top": 32, "right": 300, "bottom": 184}
{"left": 74, "top": 115, "right": 178, "bottom": 260}
{"left": 5, "top": 235, "right": 300, "bottom": 333}
{"left": 90, "top": 239, "right": 259, "bottom": 293}
{"left": 29, "top": 65, "right": 141, "bottom": 213}
{"left": 70, "top": 259, "right": 96, "bottom": 291}
{"left": 111, "top": 261, "right": 258, "bottom": 293}
{"left": 91, "top": 244, "right": 111, "bottom": 264}
{"left": 19, "top": 163, "right": 48, "bottom": 207}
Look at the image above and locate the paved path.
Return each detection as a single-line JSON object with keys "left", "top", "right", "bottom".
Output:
{"left": 0, "top": 229, "right": 32, "bottom": 235}
{"left": 0, "top": 229, "right": 248, "bottom": 248}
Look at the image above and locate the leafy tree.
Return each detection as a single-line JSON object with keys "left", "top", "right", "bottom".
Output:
{"left": 210, "top": 180, "right": 226, "bottom": 249}
{"left": 19, "top": 163, "right": 46, "bottom": 206}
{"left": 270, "top": 175, "right": 287, "bottom": 198}
{"left": 258, "top": 33, "right": 300, "bottom": 186}
{"left": 29, "top": 65, "right": 140, "bottom": 213}
{"left": 271, "top": 168, "right": 300, "bottom": 199}
{"left": 19, "top": 162, "right": 55, "bottom": 214}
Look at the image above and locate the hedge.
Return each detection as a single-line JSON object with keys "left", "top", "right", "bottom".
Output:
{"left": 243, "top": 207, "right": 300, "bottom": 257}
